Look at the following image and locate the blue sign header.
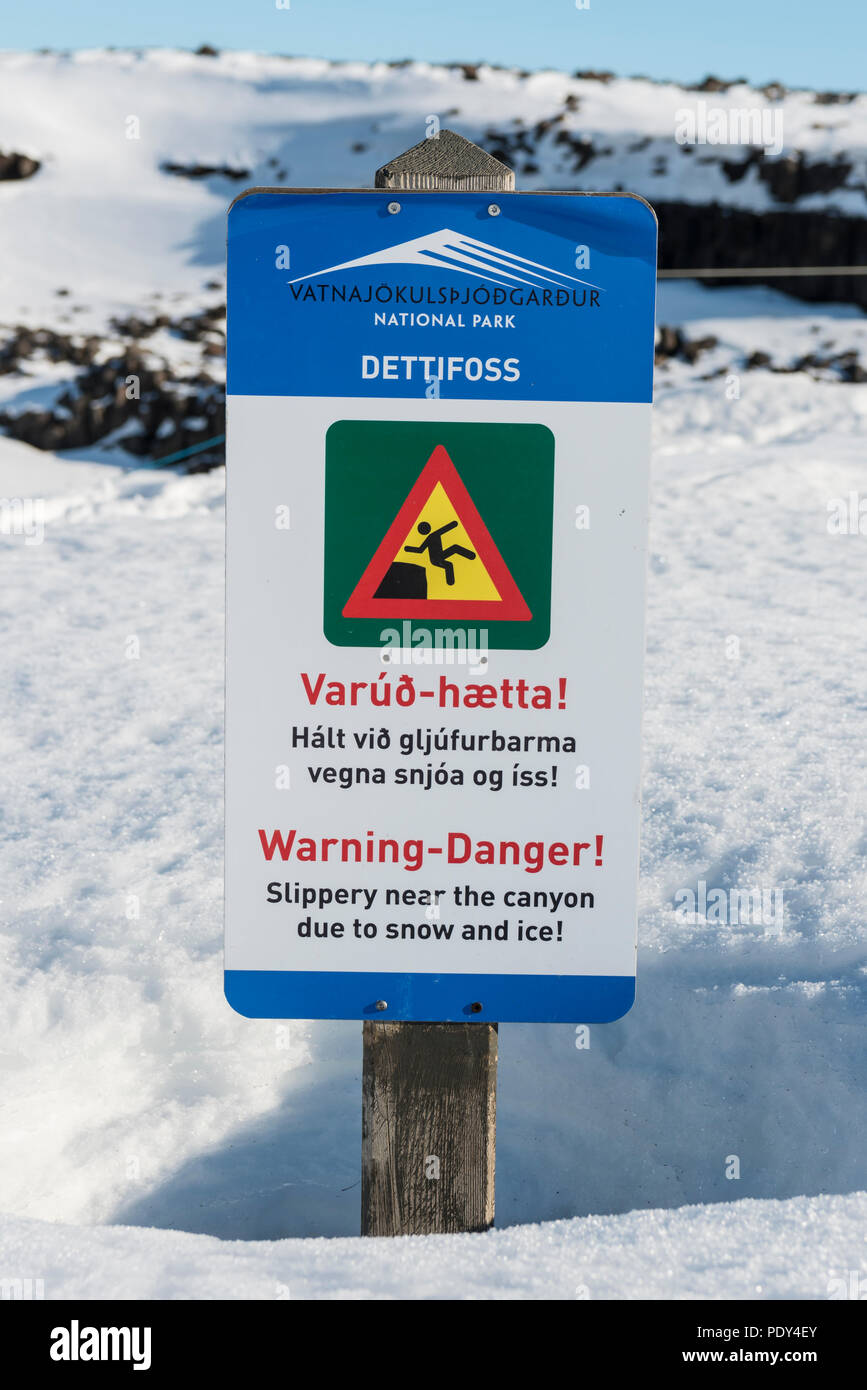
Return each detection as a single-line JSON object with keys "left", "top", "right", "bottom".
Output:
{"left": 227, "top": 190, "right": 657, "bottom": 403}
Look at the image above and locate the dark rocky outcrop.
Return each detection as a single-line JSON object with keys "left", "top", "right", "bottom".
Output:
{"left": 0, "top": 311, "right": 226, "bottom": 469}
{"left": 486, "top": 125, "right": 611, "bottom": 173}
{"left": 720, "top": 149, "right": 856, "bottom": 203}
{"left": 482, "top": 115, "right": 865, "bottom": 207}
{"left": 655, "top": 326, "right": 719, "bottom": 365}
{"left": 655, "top": 201, "right": 867, "bottom": 310}
{"left": 688, "top": 75, "right": 734, "bottom": 94}
{"left": 161, "top": 161, "right": 249, "bottom": 181}
{"left": 745, "top": 345, "right": 866, "bottom": 381}
{"left": 814, "top": 90, "right": 857, "bottom": 105}
{"left": 0, "top": 150, "right": 40, "bottom": 180}
{"left": 0, "top": 327, "right": 100, "bottom": 374}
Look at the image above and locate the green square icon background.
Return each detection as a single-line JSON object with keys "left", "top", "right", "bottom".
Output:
{"left": 324, "top": 420, "right": 554, "bottom": 649}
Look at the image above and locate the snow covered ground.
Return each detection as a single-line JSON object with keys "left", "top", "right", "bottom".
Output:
{"left": 2, "top": 333, "right": 865, "bottom": 1295}
{"left": 3, "top": 1192, "right": 866, "bottom": 1300}
{"left": 0, "top": 48, "right": 865, "bottom": 1300}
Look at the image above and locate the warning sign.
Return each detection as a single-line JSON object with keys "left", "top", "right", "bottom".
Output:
{"left": 325, "top": 421, "right": 553, "bottom": 648}
{"left": 342, "top": 443, "right": 531, "bottom": 620}
{"left": 225, "top": 188, "right": 657, "bottom": 1023}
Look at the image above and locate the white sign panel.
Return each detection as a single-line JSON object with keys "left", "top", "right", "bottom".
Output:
{"left": 225, "top": 189, "right": 656, "bottom": 1021}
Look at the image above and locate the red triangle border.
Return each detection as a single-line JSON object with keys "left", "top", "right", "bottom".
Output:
{"left": 341, "top": 445, "right": 532, "bottom": 621}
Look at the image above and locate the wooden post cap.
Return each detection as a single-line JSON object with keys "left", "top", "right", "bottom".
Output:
{"left": 374, "top": 129, "right": 515, "bottom": 192}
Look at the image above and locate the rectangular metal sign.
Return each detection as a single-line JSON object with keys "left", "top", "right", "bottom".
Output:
{"left": 225, "top": 189, "right": 656, "bottom": 1022}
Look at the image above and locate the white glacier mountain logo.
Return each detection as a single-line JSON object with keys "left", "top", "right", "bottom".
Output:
{"left": 289, "top": 228, "right": 600, "bottom": 291}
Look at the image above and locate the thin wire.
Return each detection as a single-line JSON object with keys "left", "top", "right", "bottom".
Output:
{"left": 659, "top": 266, "right": 867, "bottom": 278}
{"left": 147, "top": 433, "right": 225, "bottom": 467}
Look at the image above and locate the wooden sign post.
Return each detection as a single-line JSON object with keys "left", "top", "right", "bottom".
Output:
{"left": 360, "top": 133, "right": 513, "bottom": 1238}
{"left": 361, "top": 1019, "right": 498, "bottom": 1236}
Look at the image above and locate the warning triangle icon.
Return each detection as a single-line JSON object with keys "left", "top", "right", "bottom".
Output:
{"left": 342, "top": 446, "right": 532, "bottom": 621}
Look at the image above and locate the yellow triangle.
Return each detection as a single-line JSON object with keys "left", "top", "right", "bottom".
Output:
{"left": 393, "top": 481, "right": 501, "bottom": 601}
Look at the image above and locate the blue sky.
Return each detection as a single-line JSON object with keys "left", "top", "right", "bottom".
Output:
{"left": 2, "top": 0, "right": 864, "bottom": 93}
